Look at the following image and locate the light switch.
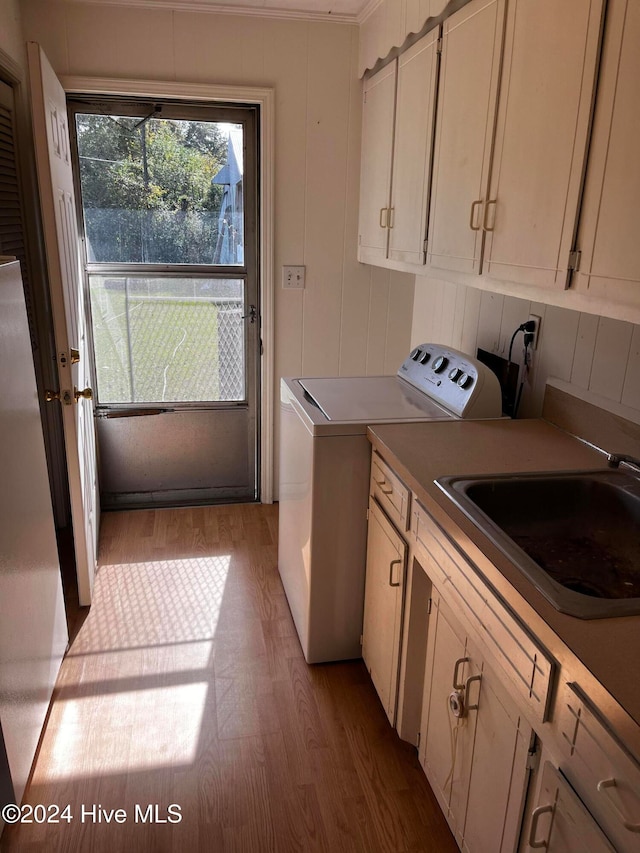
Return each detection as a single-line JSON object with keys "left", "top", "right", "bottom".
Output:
{"left": 282, "top": 265, "right": 306, "bottom": 289}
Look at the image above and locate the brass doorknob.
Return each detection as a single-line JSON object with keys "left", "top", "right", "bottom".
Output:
{"left": 45, "top": 390, "right": 60, "bottom": 402}
{"left": 74, "top": 386, "right": 93, "bottom": 401}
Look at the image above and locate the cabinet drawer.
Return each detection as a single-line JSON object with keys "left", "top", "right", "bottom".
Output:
{"left": 412, "top": 500, "right": 554, "bottom": 724}
{"left": 558, "top": 683, "right": 640, "bottom": 852}
{"left": 370, "top": 451, "right": 410, "bottom": 531}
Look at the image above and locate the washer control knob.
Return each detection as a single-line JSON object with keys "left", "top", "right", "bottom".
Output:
{"left": 432, "top": 355, "right": 448, "bottom": 374}
{"left": 411, "top": 348, "right": 422, "bottom": 361}
{"left": 448, "top": 367, "right": 462, "bottom": 382}
{"left": 420, "top": 351, "right": 431, "bottom": 365}
{"left": 457, "top": 372, "right": 474, "bottom": 390}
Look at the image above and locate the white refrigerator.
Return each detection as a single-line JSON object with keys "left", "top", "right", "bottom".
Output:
{"left": 0, "top": 259, "right": 68, "bottom": 821}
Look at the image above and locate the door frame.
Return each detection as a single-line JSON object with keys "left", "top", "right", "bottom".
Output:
{"left": 60, "top": 75, "right": 275, "bottom": 503}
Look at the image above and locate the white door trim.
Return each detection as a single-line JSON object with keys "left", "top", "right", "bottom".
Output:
{"left": 60, "top": 75, "right": 275, "bottom": 503}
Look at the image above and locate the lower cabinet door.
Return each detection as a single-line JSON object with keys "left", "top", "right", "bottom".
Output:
{"left": 362, "top": 498, "right": 407, "bottom": 725}
{"left": 461, "top": 638, "right": 532, "bottom": 853}
{"left": 420, "top": 594, "right": 533, "bottom": 852}
{"left": 526, "top": 762, "right": 614, "bottom": 852}
{"left": 420, "top": 594, "right": 474, "bottom": 839}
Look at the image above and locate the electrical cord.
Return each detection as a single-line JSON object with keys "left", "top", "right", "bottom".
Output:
{"left": 507, "top": 320, "right": 536, "bottom": 365}
{"left": 507, "top": 320, "right": 536, "bottom": 419}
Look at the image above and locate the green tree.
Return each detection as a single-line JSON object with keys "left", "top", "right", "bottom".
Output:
{"left": 75, "top": 113, "right": 232, "bottom": 263}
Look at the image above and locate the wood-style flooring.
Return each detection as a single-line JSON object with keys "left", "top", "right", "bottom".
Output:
{"left": 2, "top": 504, "right": 457, "bottom": 852}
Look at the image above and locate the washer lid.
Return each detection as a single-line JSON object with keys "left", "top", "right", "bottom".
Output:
{"left": 298, "top": 376, "right": 453, "bottom": 422}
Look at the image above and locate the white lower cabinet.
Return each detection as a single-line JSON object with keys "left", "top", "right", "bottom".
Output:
{"left": 363, "top": 451, "right": 640, "bottom": 852}
{"left": 525, "top": 762, "right": 614, "bottom": 852}
{"left": 419, "top": 593, "right": 532, "bottom": 852}
{"left": 362, "top": 497, "right": 407, "bottom": 725}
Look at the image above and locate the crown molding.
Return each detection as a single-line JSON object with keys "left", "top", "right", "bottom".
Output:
{"left": 65, "top": 0, "right": 360, "bottom": 24}
{"left": 356, "top": 0, "right": 382, "bottom": 25}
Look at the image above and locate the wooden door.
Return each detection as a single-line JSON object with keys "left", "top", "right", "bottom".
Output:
{"left": 28, "top": 43, "right": 98, "bottom": 605}
{"left": 426, "top": 0, "right": 505, "bottom": 275}
{"left": 362, "top": 499, "right": 407, "bottom": 724}
{"left": 357, "top": 62, "right": 396, "bottom": 265}
{"left": 482, "top": 0, "right": 605, "bottom": 289}
{"left": 387, "top": 28, "right": 440, "bottom": 266}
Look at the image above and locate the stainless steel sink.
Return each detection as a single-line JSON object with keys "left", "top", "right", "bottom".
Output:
{"left": 436, "top": 469, "right": 640, "bottom": 619}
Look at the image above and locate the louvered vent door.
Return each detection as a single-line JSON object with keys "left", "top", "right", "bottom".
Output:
{"left": 0, "top": 80, "right": 35, "bottom": 349}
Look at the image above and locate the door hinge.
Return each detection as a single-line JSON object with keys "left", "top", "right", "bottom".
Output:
{"left": 526, "top": 740, "right": 540, "bottom": 772}
{"left": 568, "top": 249, "right": 581, "bottom": 272}
{"left": 427, "top": 597, "right": 432, "bottom": 615}
{"left": 437, "top": 37, "right": 443, "bottom": 55}
{"left": 566, "top": 249, "right": 582, "bottom": 288}
{"left": 423, "top": 238, "right": 428, "bottom": 253}
{"left": 359, "top": 634, "right": 363, "bottom": 646}
{"left": 366, "top": 507, "right": 369, "bottom": 521}
{"left": 417, "top": 731, "right": 421, "bottom": 749}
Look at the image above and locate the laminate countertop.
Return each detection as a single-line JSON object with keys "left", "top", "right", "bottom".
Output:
{"left": 367, "top": 417, "right": 640, "bottom": 758}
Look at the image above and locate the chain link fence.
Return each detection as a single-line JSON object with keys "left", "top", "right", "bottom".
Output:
{"left": 90, "top": 277, "right": 245, "bottom": 404}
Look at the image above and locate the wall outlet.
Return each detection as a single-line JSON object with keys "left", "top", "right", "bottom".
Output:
{"left": 282, "top": 265, "right": 306, "bottom": 289}
{"left": 527, "top": 314, "right": 541, "bottom": 350}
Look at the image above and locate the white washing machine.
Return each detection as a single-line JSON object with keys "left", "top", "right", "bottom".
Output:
{"left": 278, "top": 344, "right": 503, "bottom": 664}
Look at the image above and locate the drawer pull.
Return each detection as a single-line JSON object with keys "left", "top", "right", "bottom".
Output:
{"left": 389, "top": 558, "right": 402, "bottom": 588}
{"left": 452, "top": 656, "right": 469, "bottom": 691}
{"left": 528, "top": 804, "right": 553, "bottom": 848}
{"left": 597, "top": 778, "right": 640, "bottom": 832}
{"left": 373, "top": 478, "right": 393, "bottom": 495}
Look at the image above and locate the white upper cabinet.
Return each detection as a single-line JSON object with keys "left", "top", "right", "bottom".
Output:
{"left": 388, "top": 29, "right": 439, "bottom": 266}
{"left": 427, "top": 0, "right": 505, "bottom": 276}
{"left": 574, "top": 0, "right": 640, "bottom": 308}
{"left": 482, "top": 0, "right": 605, "bottom": 289}
{"left": 358, "top": 62, "right": 396, "bottom": 266}
{"left": 358, "top": 27, "right": 439, "bottom": 270}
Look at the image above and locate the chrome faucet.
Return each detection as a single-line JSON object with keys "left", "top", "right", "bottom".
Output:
{"left": 607, "top": 453, "right": 640, "bottom": 473}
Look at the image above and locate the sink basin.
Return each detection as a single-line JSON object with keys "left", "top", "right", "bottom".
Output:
{"left": 436, "top": 469, "right": 640, "bottom": 619}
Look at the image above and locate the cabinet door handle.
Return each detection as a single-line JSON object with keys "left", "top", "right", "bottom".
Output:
{"left": 379, "top": 207, "right": 388, "bottom": 228}
{"left": 388, "top": 207, "right": 395, "bottom": 229}
{"left": 469, "top": 199, "right": 483, "bottom": 231}
{"left": 389, "top": 558, "right": 402, "bottom": 587}
{"left": 597, "top": 778, "right": 640, "bottom": 832}
{"left": 528, "top": 804, "right": 554, "bottom": 848}
{"left": 464, "top": 673, "right": 482, "bottom": 712}
{"left": 452, "top": 656, "right": 469, "bottom": 690}
{"left": 483, "top": 198, "right": 497, "bottom": 232}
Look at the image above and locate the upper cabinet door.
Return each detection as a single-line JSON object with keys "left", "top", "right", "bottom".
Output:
{"left": 427, "top": 0, "right": 506, "bottom": 276}
{"left": 388, "top": 29, "right": 439, "bottom": 266}
{"left": 482, "top": 0, "right": 605, "bottom": 289}
{"left": 358, "top": 62, "right": 396, "bottom": 266}
{"left": 574, "top": 0, "right": 640, "bottom": 308}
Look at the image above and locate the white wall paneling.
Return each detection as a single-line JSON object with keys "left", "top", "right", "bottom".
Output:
{"left": 0, "top": 0, "right": 25, "bottom": 68}
{"left": 411, "top": 277, "right": 640, "bottom": 419}
{"left": 589, "top": 318, "right": 634, "bottom": 403}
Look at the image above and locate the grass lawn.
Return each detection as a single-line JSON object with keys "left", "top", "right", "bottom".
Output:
{"left": 89, "top": 279, "right": 243, "bottom": 404}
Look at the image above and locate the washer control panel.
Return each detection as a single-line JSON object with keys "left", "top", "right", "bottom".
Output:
{"left": 398, "top": 343, "right": 502, "bottom": 418}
